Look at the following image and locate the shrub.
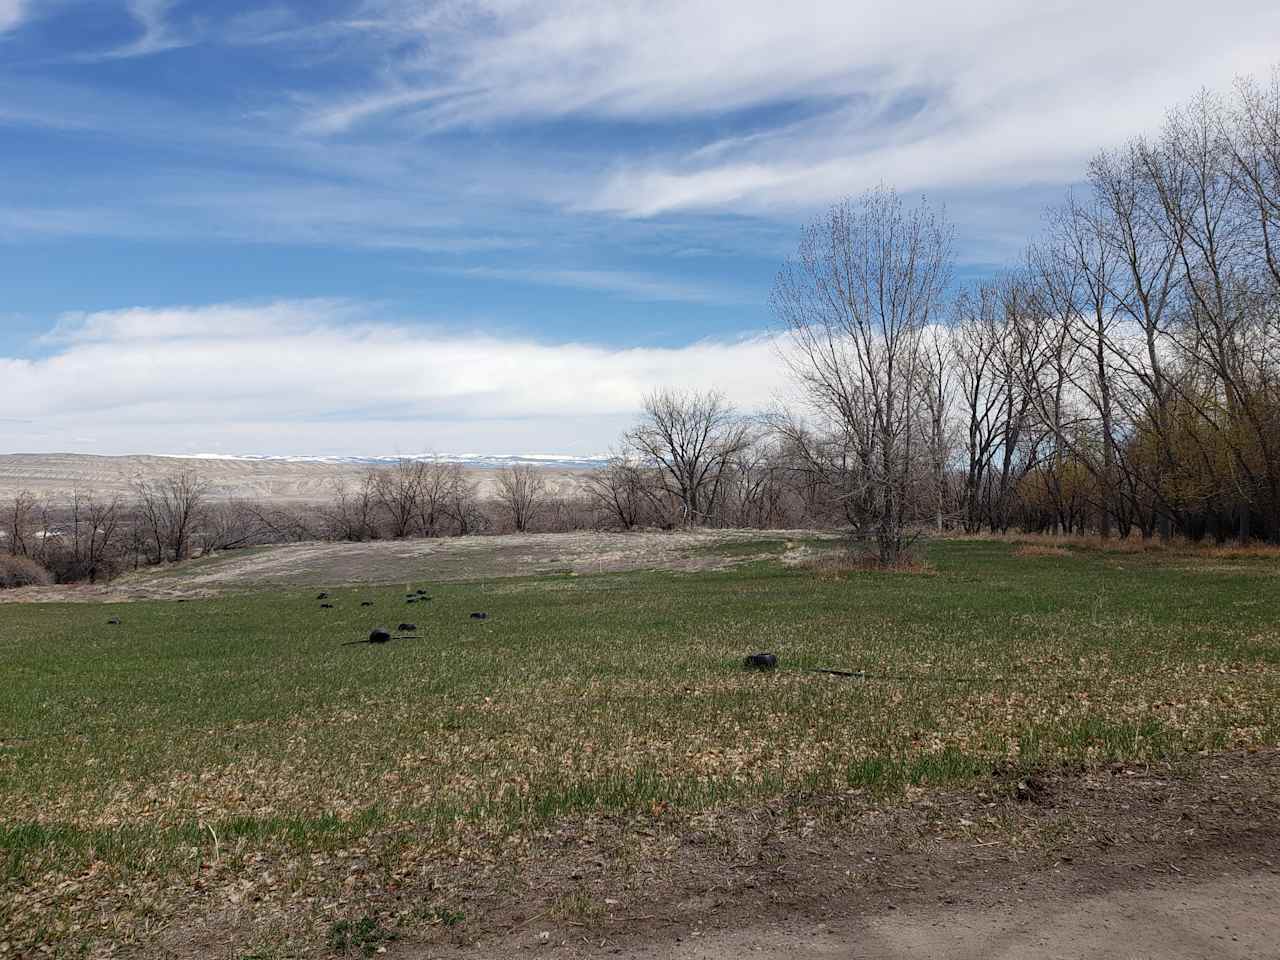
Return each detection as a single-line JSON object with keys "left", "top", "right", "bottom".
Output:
{"left": 39, "top": 551, "right": 126, "bottom": 585}
{"left": 0, "top": 555, "right": 53, "bottom": 589}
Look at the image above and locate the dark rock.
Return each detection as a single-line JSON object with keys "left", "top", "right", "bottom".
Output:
{"left": 406, "top": 598, "right": 417, "bottom": 604}
{"left": 743, "top": 652, "right": 778, "bottom": 671}
{"left": 416, "top": 589, "right": 429, "bottom": 596}
{"left": 361, "top": 600, "right": 374, "bottom": 607}
{"left": 470, "top": 612, "right": 488, "bottom": 620}
{"left": 317, "top": 592, "right": 329, "bottom": 600}
{"left": 368, "top": 628, "right": 392, "bottom": 644}
{"left": 107, "top": 617, "right": 121, "bottom": 625}
{"left": 398, "top": 623, "right": 417, "bottom": 632}
{"left": 320, "top": 603, "right": 334, "bottom": 609}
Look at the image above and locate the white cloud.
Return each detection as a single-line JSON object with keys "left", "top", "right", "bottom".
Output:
{"left": 315, "top": 0, "right": 1280, "bottom": 215}
{"left": 0, "top": 0, "right": 25, "bottom": 34}
{"left": 0, "top": 300, "right": 789, "bottom": 455}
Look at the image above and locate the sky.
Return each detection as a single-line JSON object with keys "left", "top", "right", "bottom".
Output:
{"left": 2, "top": 0, "right": 1278, "bottom": 457}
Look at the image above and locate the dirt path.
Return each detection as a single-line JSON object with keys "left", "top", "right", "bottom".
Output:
{"left": 411, "top": 841, "right": 1280, "bottom": 960}
{"left": 596, "top": 870, "right": 1279, "bottom": 959}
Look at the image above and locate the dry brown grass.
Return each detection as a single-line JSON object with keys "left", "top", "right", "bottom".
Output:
{"left": 1012, "top": 544, "right": 1072, "bottom": 558}
{"left": 958, "top": 530, "right": 1280, "bottom": 559}
{"left": 804, "top": 549, "right": 936, "bottom": 577}
{"left": 1199, "top": 543, "right": 1280, "bottom": 559}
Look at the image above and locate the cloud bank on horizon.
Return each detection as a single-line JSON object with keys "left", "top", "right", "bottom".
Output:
{"left": 1, "top": 0, "right": 1277, "bottom": 454}
{"left": 0, "top": 300, "right": 789, "bottom": 456}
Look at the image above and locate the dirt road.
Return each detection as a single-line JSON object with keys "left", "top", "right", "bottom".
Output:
{"left": 600, "top": 872, "right": 1279, "bottom": 959}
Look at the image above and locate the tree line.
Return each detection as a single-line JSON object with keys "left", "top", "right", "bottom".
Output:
{"left": 597, "top": 70, "right": 1280, "bottom": 560}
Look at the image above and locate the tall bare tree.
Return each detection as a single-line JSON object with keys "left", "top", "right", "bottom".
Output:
{"left": 66, "top": 489, "right": 124, "bottom": 582}
{"left": 624, "top": 389, "right": 752, "bottom": 527}
{"left": 415, "top": 459, "right": 465, "bottom": 537}
{"left": 326, "top": 473, "right": 379, "bottom": 541}
{"left": 132, "top": 469, "right": 208, "bottom": 563}
{"left": 495, "top": 464, "right": 547, "bottom": 533}
{"left": 3, "top": 490, "right": 38, "bottom": 557}
{"left": 772, "top": 188, "right": 953, "bottom": 563}
{"left": 374, "top": 459, "right": 426, "bottom": 539}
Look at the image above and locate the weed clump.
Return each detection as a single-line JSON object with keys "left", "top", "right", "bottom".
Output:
{"left": 326, "top": 916, "right": 398, "bottom": 956}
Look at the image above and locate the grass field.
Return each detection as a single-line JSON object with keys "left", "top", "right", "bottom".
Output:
{"left": 2, "top": 538, "right": 1279, "bottom": 957}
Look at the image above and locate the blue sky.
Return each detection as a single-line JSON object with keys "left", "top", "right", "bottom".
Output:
{"left": 2, "top": 0, "right": 1277, "bottom": 455}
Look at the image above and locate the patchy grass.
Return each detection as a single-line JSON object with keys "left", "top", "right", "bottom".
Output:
{"left": 1, "top": 539, "right": 1278, "bottom": 956}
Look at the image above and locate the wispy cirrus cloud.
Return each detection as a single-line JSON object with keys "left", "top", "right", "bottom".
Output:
{"left": 305, "top": 0, "right": 1280, "bottom": 217}
{"left": 440, "top": 266, "right": 749, "bottom": 305}
{"left": 85, "top": 0, "right": 191, "bottom": 60}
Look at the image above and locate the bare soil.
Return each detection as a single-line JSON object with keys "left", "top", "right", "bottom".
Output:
{"left": 0, "top": 529, "right": 829, "bottom": 602}
{"left": 400, "top": 750, "right": 1280, "bottom": 960}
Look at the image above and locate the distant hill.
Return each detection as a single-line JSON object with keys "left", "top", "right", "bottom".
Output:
{"left": 172, "top": 452, "right": 610, "bottom": 469}
{"left": 0, "top": 452, "right": 601, "bottom": 504}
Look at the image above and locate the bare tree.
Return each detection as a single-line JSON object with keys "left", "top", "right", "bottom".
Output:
{"left": 245, "top": 502, "right": 316, "bottom": 543}
{"left": 195, "top": 499, "right": 262, "bottom": 555}
{"left": 952, "top": 283, "right": 1009, "bottom": 532}
{"left": 132, "top": 469, "right": 208, "bottom": 563}
{"left": 445, "top": 475, "right": 485, "bottom": 535}
{"left": 414, "top": 459, "right": 465, "bottom": 537}
{"left": 772, "top": 188, "right": 953, "bottom": 564}
{"left": 1087, "top": 141, "right": 1183, "bottom": 538}
{"left": 494, "top": 464, "right": 548, "bottom": 533}
{"left": 720, "top": 436, "right": 793, "bottom": 529}
{"left": 624, "top": 388, "right": 752, "bottom": 527}
{"left": 1033, "top": 198, "right": 1126, "bottom": 538}
{"left": 64, "top": 489, "right": 124, "bottom": 582}
{"left": 326, "top": 473, "right": 379, "bottom": 541}
{"left": 3, "top": 490, "right": 38, "bottom": 557}
{"left": 1227, "top": 69, "right": 1280, "bottom": 294}
{"left": 919, "top": 325, "right": 953, "bottom": 532}
{"left": 374, "top": 459, "right": 425, "bottom": 538}
{"left": 1144, "top": 90, "right": 1280, "bottom": 538}
{"left": 583, "top": 457, "right": 655, "bottom": 530}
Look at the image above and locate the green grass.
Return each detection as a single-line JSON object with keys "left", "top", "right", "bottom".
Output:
{"left": 2, "top": 539, "right": 1279, "bottom": 955}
